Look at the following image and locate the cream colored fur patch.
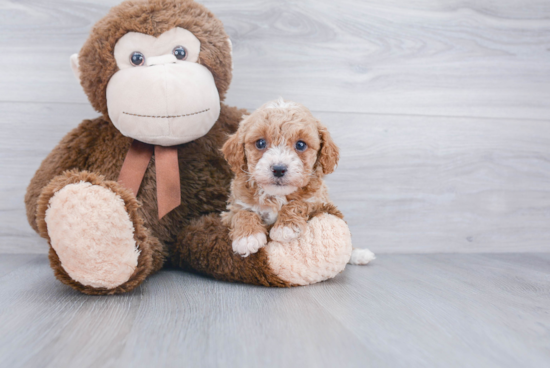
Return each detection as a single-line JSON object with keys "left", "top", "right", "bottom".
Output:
{"left": 266, "top": 213, "right": 352, "bottom": 285}
{"left": 45, "top": 182, "right": 139, "bottom": 289}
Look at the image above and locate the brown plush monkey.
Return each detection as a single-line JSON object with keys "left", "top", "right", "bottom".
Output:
{"left": 25, "top": 0, "right": 358, "bottom": 295}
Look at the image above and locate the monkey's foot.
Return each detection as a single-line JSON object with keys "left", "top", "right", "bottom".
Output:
{"left": 37, "top": 170, "right": 166, "bottom": 294}
{"left": 45, "top": 182, "right": 139, "bottom": 289}
{"left": 266, "top": 213, "right": 353, "bottom": 285}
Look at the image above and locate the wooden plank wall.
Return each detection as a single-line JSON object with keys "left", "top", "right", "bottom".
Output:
{"left": 1, "top": 0, "right": 549, "bottom": 253}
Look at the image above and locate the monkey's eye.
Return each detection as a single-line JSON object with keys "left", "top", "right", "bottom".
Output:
{"left": 173, "top": 46, "right": 188, "bottom": 60}
{"left": 255, "top": 139, "right": 267, "bottom": 150}
{"left": 130, "top": 52, "right": 145, "bottom": 66}
{"left": 295, "top": 140, "right": 307, "bottom": 152}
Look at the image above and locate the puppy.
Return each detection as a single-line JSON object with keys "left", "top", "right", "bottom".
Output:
{"left": 222, "top": 98, "right": 374, "bottom": 265}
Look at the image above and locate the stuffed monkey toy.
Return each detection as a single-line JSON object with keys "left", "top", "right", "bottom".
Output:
{"left": 24, "top": 0, "right": 359, "bottom": 295}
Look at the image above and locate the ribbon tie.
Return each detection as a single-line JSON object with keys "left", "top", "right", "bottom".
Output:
{"left": 118, "top": 140, "right": 181, "bottom": 219}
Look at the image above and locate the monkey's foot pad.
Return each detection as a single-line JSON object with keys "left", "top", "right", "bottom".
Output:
{"left": 44, "top": 182, "right": 140, "bottom": 289}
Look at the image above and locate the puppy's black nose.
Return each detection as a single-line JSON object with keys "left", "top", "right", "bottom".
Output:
{"left": 272, "top": 165, "right": 287, "bottom": 178}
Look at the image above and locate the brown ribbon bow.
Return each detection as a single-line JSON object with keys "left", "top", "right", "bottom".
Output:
{"left": 118, "top": 140, "right": 181, "bottom": 219}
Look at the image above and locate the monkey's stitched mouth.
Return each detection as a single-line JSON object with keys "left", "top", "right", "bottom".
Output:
{"left": 122, "top": 108, "right": 210, "bottom": 119}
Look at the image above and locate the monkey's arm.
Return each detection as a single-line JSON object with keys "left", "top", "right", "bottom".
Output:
{"left": 218, "top": 103, "right": 248, "bottom": 135}
{"left": 24, "top": 118, "right": 116, "bottom": 232}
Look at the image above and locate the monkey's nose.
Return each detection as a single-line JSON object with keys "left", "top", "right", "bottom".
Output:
{"left": 271, "top": 165, "right": 287, "bottom": 178}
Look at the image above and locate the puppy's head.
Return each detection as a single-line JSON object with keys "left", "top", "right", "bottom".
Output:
{"left": 222, "top": 98, "right": 339, "bottom": 196}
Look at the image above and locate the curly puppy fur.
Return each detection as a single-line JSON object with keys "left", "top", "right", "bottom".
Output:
{"left": 25, "top": 0, "right": 292, "bottom": 293}
{"left": 221, "top": 98, "right": 343, "bottom": 256}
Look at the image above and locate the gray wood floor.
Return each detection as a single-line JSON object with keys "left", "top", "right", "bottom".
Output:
{"left": 1, "top": 253, "right": 549, "bottom": 368}
{"left": 1, "top": 1, "right": 550, "bottom": 367}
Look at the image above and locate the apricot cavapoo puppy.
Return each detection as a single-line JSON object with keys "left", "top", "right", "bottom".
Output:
{"left": 221, "top": 98, "right": 374, "bottom": 265}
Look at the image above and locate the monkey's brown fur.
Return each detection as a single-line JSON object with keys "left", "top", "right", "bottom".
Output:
{"left": 79, "top": 0, "right": 233, "bottom": 118}
{"left": 25, "top": 0, "right": 291, "bottom": 294}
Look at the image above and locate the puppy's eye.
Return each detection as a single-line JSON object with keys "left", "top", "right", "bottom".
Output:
{"left": 130, "top": 51, "right": 145, "bottom": 66}
{"left": 173, "top": 46, "right": 187, "bottom": 60}
{"left": 255, "top": 139, "right": 267, "bottom": 150}
{"left": 295, "top": 140, "right": 307, "bottom": 152}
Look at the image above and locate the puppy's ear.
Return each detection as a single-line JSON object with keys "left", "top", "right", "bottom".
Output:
{"left": 222, "top": 130, "right": 246, "bottom": 173}
{"left": 317, "top": 124, "right": 339, "bottom": 175}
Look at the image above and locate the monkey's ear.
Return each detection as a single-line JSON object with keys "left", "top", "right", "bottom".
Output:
{"left": 221, "top": 131, "right": 246, "bottom": 174}
{"left": 227, "top": 38, "right": 233, "bottom": 71}
{"left": 70, "top": 54, "right": 81, "bottom": 82}
{"left": 317, "top": 124, "right": 340, "bottom": 175}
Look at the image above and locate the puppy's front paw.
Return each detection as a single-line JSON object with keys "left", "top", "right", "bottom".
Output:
{"left": 232, "top": 233, "right": 267, "bottom": 257}
{"left": 270, "top": 225, "right": 301, "bottom": 243}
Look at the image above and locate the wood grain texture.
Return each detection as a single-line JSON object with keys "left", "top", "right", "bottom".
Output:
{"left": 3, "top": 102, "right": 549, "bottom": 254}
{"left": 318, "top": 111, "right": 550, "bottom": 253}
{"left": 0, "top": 0, "right": 549, "bottom": 119}
{"left": 0, "top": 253, "right": 549, "bottom": 368}
{"left": 0, "top": 102, "right": 97, "bottom": 254}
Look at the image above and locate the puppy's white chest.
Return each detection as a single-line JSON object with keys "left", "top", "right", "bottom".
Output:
{"left": 236, "top": 199, "right": 282, "bottom": 225}
{"left": 259, "top": 208, "right": 278, "bottom": 225}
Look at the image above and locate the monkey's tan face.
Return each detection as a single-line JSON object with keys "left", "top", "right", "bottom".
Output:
{"left": 105, "top": 27, "right": 221, "bottom": 146}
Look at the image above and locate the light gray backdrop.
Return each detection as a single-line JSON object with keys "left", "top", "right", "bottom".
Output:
{"left": 1, "top": 0, "right": 550, "bottom": 254}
